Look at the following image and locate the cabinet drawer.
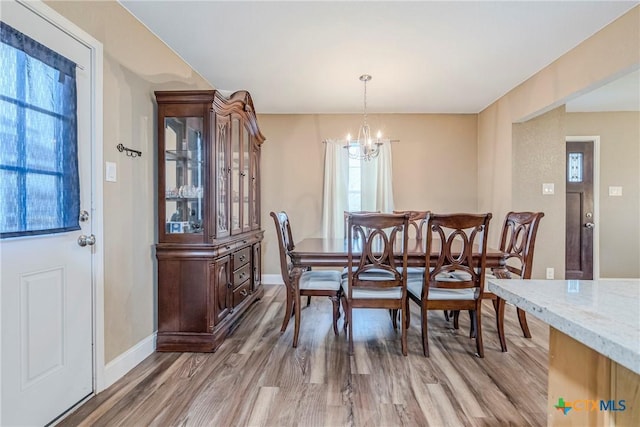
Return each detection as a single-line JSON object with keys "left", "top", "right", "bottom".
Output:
{"left": 234, "top": 263, "right": 251, "bottom": 285}
{"left": 233, "top": 247, "right": 251, "bottom": 269}
{"left": 233, "top": 280, "right": 251, "bottom": 307}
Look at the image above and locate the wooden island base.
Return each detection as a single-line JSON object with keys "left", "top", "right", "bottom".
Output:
{"left": 548, "top": 327, "right": 639, "bottom": 426}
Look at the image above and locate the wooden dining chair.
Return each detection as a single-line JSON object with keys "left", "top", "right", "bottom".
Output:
{"left": 486, "top": 211, "right": 544, "bottom": 350}
{"left": 407, "top": 213, "right": 492, "bottom": 357}
{"left": 270, "top": 211, "right": 342, "bottom": 348}
{"left": 342, "top": 212, "right": 411, "bottom": 355}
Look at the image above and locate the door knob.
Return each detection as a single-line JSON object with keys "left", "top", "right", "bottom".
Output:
{"left": 584, "top": 222, "right": 595, "bottom": 229}
{"left": 78, "top": 234, "right": 96, "bottom": 247}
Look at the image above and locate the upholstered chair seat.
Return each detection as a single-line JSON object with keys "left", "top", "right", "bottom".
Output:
{"left": 300, "top": 270, "right": 342, "bottom": 291}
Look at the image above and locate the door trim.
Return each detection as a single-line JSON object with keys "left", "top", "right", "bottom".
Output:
{"left": 3, "top": 0, "right": 105, "bottom": 408}
{"left": 566, "top": 136, "right": 600, "bottom": 279}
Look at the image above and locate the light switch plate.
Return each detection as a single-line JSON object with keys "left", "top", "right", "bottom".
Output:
{"left": 542, "top": 183, "right": 555, "bottom": 195}
{"left": 105, "top": 161, "right": 117, "bottom": 182}
{"left": 609, "top": 186, "right": 623, "bottom": 196}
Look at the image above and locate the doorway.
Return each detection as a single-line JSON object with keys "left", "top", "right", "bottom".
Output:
{"left": 0, "top": 0, "right": 104, "bottom": 425}
{"left": 565, "top": 139, "right": 598, "bottom": 279}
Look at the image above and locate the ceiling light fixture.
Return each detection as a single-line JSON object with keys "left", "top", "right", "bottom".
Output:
{"left": 344, "top": 74, "right": 391, "bottom": 161}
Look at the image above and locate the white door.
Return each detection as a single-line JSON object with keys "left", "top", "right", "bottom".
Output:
{"left": 1, "top": 1, "right": 94, "bottom": 425}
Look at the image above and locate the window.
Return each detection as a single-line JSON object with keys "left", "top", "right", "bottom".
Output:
{"left": 347, "top": 156, "right": 362, "bottom": 211}
{"left": 0, "top": 21, "right": 79, "bottom": 238}
{"left": 322, "top": 140, "right": 395, "bottom": 238}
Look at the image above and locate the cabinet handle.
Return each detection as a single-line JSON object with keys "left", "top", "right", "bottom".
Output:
{"left": 240, "top": 172, "right": 246, "bottom": 177}
{"left": 240, "top": 289, "right": 248, "bottom": 297}
{"left": 240, "top": 255, "right": 246, "bottom": 262}
{"left": 225, "top": 245, "right": 232, "bottom": 250}
{"left": 209, "top": 324, "right": 214, "bottom": 332}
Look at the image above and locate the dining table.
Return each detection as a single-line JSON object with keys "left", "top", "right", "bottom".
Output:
{"left": 289, "top": 237, "right": 511, "bottom": 276}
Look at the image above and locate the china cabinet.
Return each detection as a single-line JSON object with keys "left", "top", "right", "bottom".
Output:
{"left": 155, "top": 90, "right": 265, "bottom": 352}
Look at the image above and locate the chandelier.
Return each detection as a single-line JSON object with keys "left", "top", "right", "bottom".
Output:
{"left": 343, "top": 74, "right": 390, "bottom": 161}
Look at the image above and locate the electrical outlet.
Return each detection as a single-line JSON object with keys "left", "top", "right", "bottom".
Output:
{"left": 546, "top": 267, "right": 554, "bottom": 279}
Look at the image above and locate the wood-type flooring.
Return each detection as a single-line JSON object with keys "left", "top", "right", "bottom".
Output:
{"left": 58, "top": 285, "right": 548, "bottom": 426}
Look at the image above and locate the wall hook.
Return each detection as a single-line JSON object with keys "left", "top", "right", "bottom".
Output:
{"left": 117, "top": 143, "right": 142, "bottom": 158}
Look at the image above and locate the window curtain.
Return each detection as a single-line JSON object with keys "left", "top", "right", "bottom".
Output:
{"left": 361, "top": 141, "right": 394, "bottom": 213}
{"left": 321, "top": 139, "right": 348, "bottom": 238}
{"left": 0, "top": 21, "right": 79, "bottom": 238}
{"left": 322, "top": 140, "right": 395, "bottom": 238}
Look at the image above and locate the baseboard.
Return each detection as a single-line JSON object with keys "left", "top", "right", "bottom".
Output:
{"left": 102, "top": 332, "right": 156, "bottom": 390}
{"left": 262, "top": 273, "right": 284, "bottom": 285}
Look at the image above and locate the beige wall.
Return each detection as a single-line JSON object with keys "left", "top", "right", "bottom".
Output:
{"left": 259, "top": 113, "right": 478, "bottom": 276}
{"left": 45, "top": 1, "right": 212, "bottom": 363}
{"left": 566, "top": 111, "right": 640, "bottom": 278}
{"left": 512, "top": 107, "right": 566, "bottom": 279}
{"left": 478, "top": 6, "right": 640, "bottom": 277}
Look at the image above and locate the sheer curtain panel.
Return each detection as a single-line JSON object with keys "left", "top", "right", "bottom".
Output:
{"left": 322, "top": 139, "right": 348, "bottom": 238}
{"left": 322, "top": 140, "right": 394, "bottom": 238}
{"left": 361, "top": 141, "right": 394, "bottom": 213}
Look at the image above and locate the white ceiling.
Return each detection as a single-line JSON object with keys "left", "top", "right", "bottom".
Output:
{"left": 120, "top": 1, "right": 639, "bottom": 114}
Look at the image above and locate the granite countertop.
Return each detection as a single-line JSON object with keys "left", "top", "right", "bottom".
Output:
{"left": 486, "top": 279, "right": 640, "bottom": 375}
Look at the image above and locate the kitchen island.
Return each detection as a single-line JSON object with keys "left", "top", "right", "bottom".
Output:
{"left": 487, "top": 279, "right": 639, "bottom": 427}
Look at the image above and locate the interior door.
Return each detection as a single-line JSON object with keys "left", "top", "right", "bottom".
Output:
{"left": 1, "top": 1, "right": 94, "bottom": 425}
{"left": 566, "top": 140, "right": 594, "bottom": 279}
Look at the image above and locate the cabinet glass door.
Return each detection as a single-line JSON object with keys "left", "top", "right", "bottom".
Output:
{"left": 250, "top": 141, "right": 260, "bottom": 230}
{"left": 164, "top": 117, "right": 204, "bottom": 236}
{"left": 230, "top": 117, "right": 241, "bottom": 234}
{"left": 215, "top": 115, "right": 230, "bottom": 238}
{"left": 242, "top": 126, "right": 250, "bottom": 231}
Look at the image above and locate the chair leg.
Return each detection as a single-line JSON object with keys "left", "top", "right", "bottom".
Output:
{"left": 342, "top": 295, "right": 349, "bottom": 332}
{"left": 453, "top": 310, "right": 460, "bottom": 329}
{"left": 468, "top": 310, "right": 475, "bottom": 338}
{"left": 474, "top": 305, "right": 484, "bottom": 358}
{"left": 330, "top": 296, "right": 340, "bottom": 336}
{"left": 292, "top": 294, "right": 302, "bottom": 348}
{"left": 306, "top": 295, "right": 311, "bottom": 307}
{"left": 421, "top": 306, "right": 429, "bottom": 357}
{"left": 496, "top": 297, "right": 507, "bottom": 352}
{"left": 444, "top": 310, "right": 450, "bottom": 321}
{"left": 390, "top": 309, "right": 398, "bottom": 330}
{"left": 517, "top": 308, "right": 532, "bottom": 338}
{"left": 280, "top": 289, "right": 294, "bottom": 333}
{"left": 348, "top": 306, "right": 354, "bottom": 355}
{"left": 401, "top": 307, "right": 408, "bottom": 356}
{"left": 405, "top": 301, "right": 411, "bottom": 329}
